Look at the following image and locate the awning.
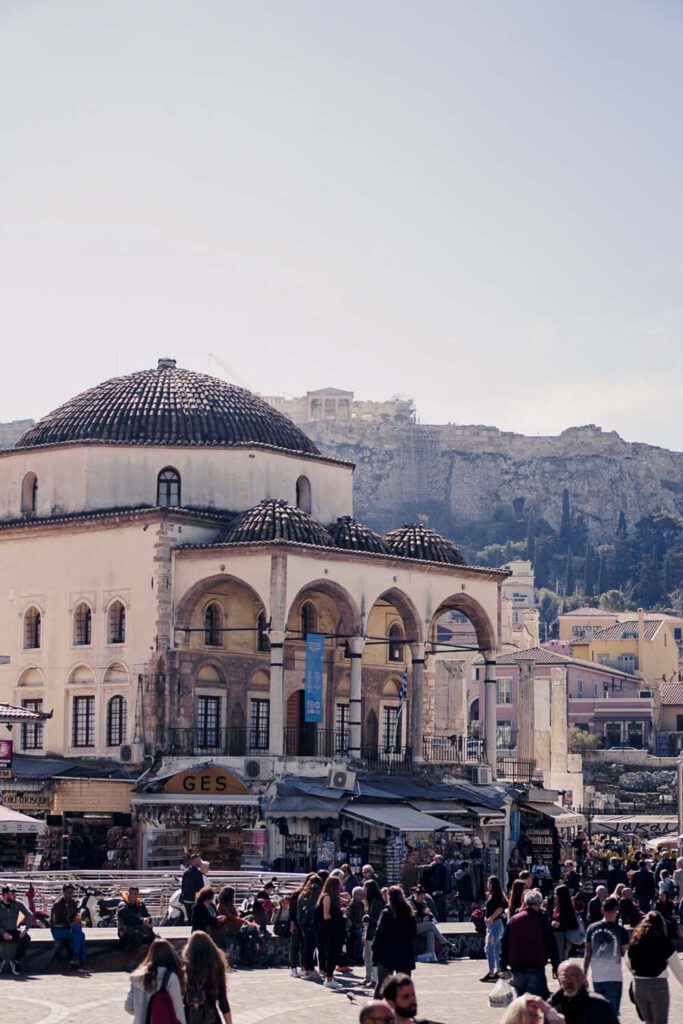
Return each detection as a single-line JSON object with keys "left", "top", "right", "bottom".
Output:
{"left": 342, "top": 803, "right": 463, "bottom": 832}
{"left": 591, "top": 814, "right": 677, "bottom": 838}
{"left": 0, "top": 805, "right": 47, "bottom": 834}
{"left": 131, "top": 794, "right": 258, "bottom": 806}
{"left": 409, "top": 800, "right": 468, "bottom": 815}
{"left": 522, "top": 802, "right": 585, "bottom": 828}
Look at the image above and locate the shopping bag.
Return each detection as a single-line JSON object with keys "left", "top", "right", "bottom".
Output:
{"left": 488, "top": 977, "right": 514, "bottom": 1008}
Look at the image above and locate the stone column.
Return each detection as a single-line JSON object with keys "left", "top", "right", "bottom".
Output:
{"left": 269, "top": 630, "right": 285, "bottom": 755}
{"left": 347, "top": 636, "right": 365, "bottom": 761}
{"left": 410, "top": 643, "right": 426, "bottom": 763}
{"left": 483, "top": 655, "right": 498, "bottom": 778}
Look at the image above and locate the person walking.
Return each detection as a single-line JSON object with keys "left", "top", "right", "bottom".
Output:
{"left": 317, "top": 875, "right": 347, "bottom": 990}
{"left": 551, "top": 885, "right": 583, "bottom": 961}
{"left": 633, "top": 861, "right": 657, "bottom": 914}
{"left": 606, "top": 858, "right": 628, "bottom": 894}
{"left": 286, "top": 882, "right": 302, "bottom": 978}
{"left": 587, "top": 886, "right": 608, "bottom": 925}
{"left": 421, "top": 855, "right": 448, "bottom": 922}
{"left": 296, "top": 872, "right": 322, "bottom": 979}
{"left": 454, "top": 860, "right": 475, "bottom": 922}
{"left": 182, "top": 930, "right": 232, "bottom": 1024}
{"left": 124, "top": 938, "right": 186, "bottom": 1024}
{"left": 583, "top": 895, "right": 629, "bottom": 1018}
{"left": 372, "top": 886, "right": 417, "bottom": 998}
{"left": 181, "top": 853, "right": 205, "bottom": 925}
{"left": 500, "top": 888, "right": 560, "bottom": 998}
{"left": 508, "top": 879, "right": 527, "bottom": 920}
{"left": 627, "top": 910, "right": 683, "bottom": 1024}
{"left": 362, "top": 879, "right": 384, "bottom": 987}
{"left": 480, "top": 875, "right": 508, "bottom": 982}
{"left": 549, "top": 961, "right": 617, "bottom": 1024}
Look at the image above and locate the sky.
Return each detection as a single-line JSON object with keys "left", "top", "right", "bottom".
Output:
{"left": 1, "top": 1, "right": 683, "bottom": 447}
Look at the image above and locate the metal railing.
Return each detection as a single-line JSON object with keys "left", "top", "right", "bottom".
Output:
{"left": 422, "top": 735, "right": 484, "bottom": 764}
{"left": 283, "top": 728, "right": 348, "bottom": 759}
{"left": 164, "top": 727, "right": 268, "bottom": 757}
{"left": 496, "top": 756, "right": 537, "bottom": 782}
{"left": 360, "top": 745, "right": 414, "bottom": 774}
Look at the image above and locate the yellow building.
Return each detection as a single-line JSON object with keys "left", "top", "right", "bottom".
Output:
{"left": 570, "top": 610, "right": 678, "bottom": 686}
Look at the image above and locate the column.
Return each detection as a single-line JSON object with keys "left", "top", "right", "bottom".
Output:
{"left": 410, "top": 643, "right": 426, "bottom": 763}
{"left": 269, "top": 630, "right": 285, "bottom": 755}
{"left": 347, "top": 636, "right": 365, "bottom": 761}
{"left": 484, "top": 655, "right": 497, "bottom": 779}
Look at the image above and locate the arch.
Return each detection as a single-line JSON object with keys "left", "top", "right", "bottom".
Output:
{"left": 107, "top": 600, "right": 126, "bottom": 644}
{"left": 17, "top": 666, "right": 45, "bottom": 687}
{"left": 175, "top": 574, "right": 269, "bottom": 633}
{"left": 68, "top": 664, "right": 96, "bottom": 685}
{"left": 204, "top": 601, "right": 223, "bottom": 647}
{"left": 382, "top": 678, "right": 401, "bottom": 698}
{"left": 336, "top": 673, "right": 350, "bottom": 696}
{"left": 366, "top": 587, "right": 423, "bottom": 645}
{"left": 286, "top": 578, "right": 362, "bottom": 638}
{"left": 388, "top": 621, "right": 405, "bottom": 663}
{"left": 103, "top": 661, "right": 129, "bottom": 686}
{"left": 157, "top": 466, "right": 181, "bottom": 507}
{"left": 365, "top": 708, "right": 379, "bottom": 750}
{"left": 248, "top": 669, "right": 270, "bottom": 691}
{"left": 430, "top": 593, "right": 496, "bottom": 653}
{"left": 23, "top": 607, "right": 42, "bottom": 650}
{"left": 196, "top": 662, "right": 225, "bottom": 685}
{"left": 73, "top": 602, "right": 93, "bottom": 646}
{"left": 300, "top": 601, "right": 317, "bottom": 640}
{"left": 21, "top": 472, "right": 38, "bottom": 513}
{"left": 469, "top": 697, "right": 480, "bottom": 725}
{"left": 295, "top": 475, "right": 312, "bottom": 514}
{"left": 106, "top": 695, "right": 127, "bottom": 746}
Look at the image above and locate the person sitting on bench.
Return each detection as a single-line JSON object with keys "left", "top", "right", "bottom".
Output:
{"left": 117, "top": 886, "right": 155, "bottom": 949}
{"left": 50, "top": 883, "right": 87, "bottom": 967}
{"left": 0, "top": 885, "right": 31, "bottom": 974}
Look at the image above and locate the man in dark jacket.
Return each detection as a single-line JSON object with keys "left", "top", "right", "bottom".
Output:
{"left": 50, "top": 883, "right": 87, "bottom": 967}
{"left": 500, "top": 888, "right": 559, "bottom": 997}
{"left": 180, "top": 852, "right": 204, "bottom": 924}
{"left": 0, "top": 885, "right": 31, "bottom": 973}
{"left": 116, "top": 886, "right": 154, "bottom": 949}
{"left": 632, "top": 861, "right": 656, "bottom": 913}
{"left": 454, "top": 861, "right": 474, "bottom": 922}
{"left": 421, "top": 856, "right": 448, "bottom": 922}
{"left": 587, "top": 885, "right": 607, "bottom": 925}
{"left": 549, "top": 960, "right": 617, "bottom": 1024}
{"left": 605, "top": 858, "right": 628, "bottom": 893}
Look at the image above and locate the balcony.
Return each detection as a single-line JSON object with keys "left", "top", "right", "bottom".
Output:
{"left": 422, "top": 735, "right": 484, "bottom": 764}
{"left": 360, "top": 744, "right": 414, "bottom": 775}
{"left": 164, "top": 727, "right": 268, "bottom": 757}
{"left": 283, "top": 727, "right": 348, "bottom": 759}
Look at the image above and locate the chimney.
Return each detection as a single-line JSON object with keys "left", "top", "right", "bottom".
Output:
{"left": 638, "top": 607, "right": 645, "bottom": 642}
{"left": 157, "top": 357, "right": 176, "bottom": 371}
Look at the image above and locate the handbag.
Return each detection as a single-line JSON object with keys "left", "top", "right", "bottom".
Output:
{"left": 566, "top": 916, "right": 586, "bottom": 945}
{"left": 488, "top": 977, "right": 514, "bottom": 1008}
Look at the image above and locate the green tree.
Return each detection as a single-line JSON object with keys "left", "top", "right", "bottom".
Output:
{"left": 616, "top": 509, "right": 627, "bottom": 538}
{"left": 568, "top": 726, "right": 602, "bottom": 753}
{"left": 599, "top": 589, "right": 627, "bottom": 612}
{"left": 583, "top": 544, "right": 595, "bottom": 597}
{"left": 559, "top": 488, "right": 572, "bottom": 551}
{"left": 564, "top": 551, "right": 576, "bottom": 596}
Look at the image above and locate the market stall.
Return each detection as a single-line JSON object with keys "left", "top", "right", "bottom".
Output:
{"left": 519, "top": 801, "right": 585, "bottom": 883}
{"left": 0, "top": 805, "right": 47, "bottom": 869}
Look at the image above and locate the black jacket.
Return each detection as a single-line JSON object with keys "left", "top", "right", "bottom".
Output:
{"left": 372, "top": 907, "right": 417, "bottom": 972}
{"left": 191, "top": 900, "right": 219, "bottom": 933}
{"left": 632, "top": 869, "right": 656, "bottom": 899}
{"left": 605, "top": 867, "right": 628, "bottom": 892}
{"left": 117, "top": 898, "right": 150, "bottom": 931}
{"left": 50, "top": 896, "right": 79, "bottom": 930}
{"left": 181, "top": 865, "right": 204, "bottom": 903}
{"left": 365, "top": 897, "right": 385, "bottom": 943}
{"left": 550, "top": 988, "right": 617, "bottom": 1024}
{"left": 587, "top": 896, "right": 603, "bottom": 924}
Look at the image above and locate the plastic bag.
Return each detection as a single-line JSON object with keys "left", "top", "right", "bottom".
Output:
{"left": 488, "top": 977, "right": 514, "bottom": 1008}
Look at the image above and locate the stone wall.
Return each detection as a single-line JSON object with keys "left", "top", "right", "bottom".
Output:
{"left": 0, "top": 419, "right": 32, "bottom": 448}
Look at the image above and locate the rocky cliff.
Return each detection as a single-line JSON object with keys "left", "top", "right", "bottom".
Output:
{"left": 0, "top": 420, "right": 32, "bottom": 448}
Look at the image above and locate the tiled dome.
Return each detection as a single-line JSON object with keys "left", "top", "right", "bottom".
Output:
{"left": 327, "top": 516, "right": 390, "bottom": 554}
{"left": 384, "top": 523, "right": 467, "bottom": 565}
{"left": 221, "top": 499, "right": 333, "bottom": 547}
{"left": 16, "top": 359, "right": 320, "bottom": 457}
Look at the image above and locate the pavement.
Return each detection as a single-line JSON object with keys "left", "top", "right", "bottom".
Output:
{"left": 1, "top": 959, "right": 682, "bottom": 1024}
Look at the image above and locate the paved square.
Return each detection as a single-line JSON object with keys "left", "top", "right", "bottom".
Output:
{"left": 1, "top": 960, "right": 681, "bottom": 1024}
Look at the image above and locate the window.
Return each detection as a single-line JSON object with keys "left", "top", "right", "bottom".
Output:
{"left": 604, "top": 722, "right": 622, "bottom": 748}
{"left": 196, "top": 695, "right": 221, "bottom": 748}
{"left": 106, "top": 696, "right": 127, "bottom": 747}
{"left": 23, "top": 607, "right": 41, "bottom": 649}
{"left": 676, "top": 714, "right": 683, "bottom": 731}
{"left": 204, "top": 603, "right": 222, "bottom": 647}
{"left": 21, "top": 472, "right": 38, "bottom": 513}
{"left": 627, "top": 722, "right": 643, "bottom": 749}
{"left": 618, "top": 654, "right": 637, "bottom": 673}
{"left": 157, "top": 467, "right": 181, "bottom": 507}
{"left": 497, "top": 678, "right": 512, "bottom": 705}
{"left": 107, "top": 601, "right": 126, "bottom": 644}
{"left": 295, "top": 475, "right": 312, "bottom": 514}
{"left": 388, "top": 623, "right": 404, "bottom": 662}
{"left": 72, "top": 696, "right": 95, "bottom": 748}
{"left": 257, "top": 612, "right": 269, "bottom": 652}
{"left": 381, "top": 705, "right": 401, "bottom": 752}
{"left": 249, "top": 698, "right": 270, "bottom": 750}
{"left": 593, "top": 682, "right": 598, "bottom": 696}
{"left": 21, "top": 699, "right": 43, "bottom": 750}
{"left": 497, "top": 720, "right": 513, "bottom": 748}
{"left": 577, "top": 679, "right": 584, "bottom": 696}
{"left": 336, "top": 703, "right": 349, "bottom": 754}
{"left": 675, "top": 628, "right": 682, "bottom": 642}
{"left": 73, "top": 603, "right": 92, "bottom": 646}
{"left": 300, "top": 602, "right": 316, "bottom": 640}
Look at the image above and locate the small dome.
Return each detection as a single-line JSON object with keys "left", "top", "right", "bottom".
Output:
{"left": 384, "top": 523, "right": 467, "bottom": 565}
{"left": 327, "top": 516, "right": 389, "bottom": 554}
{"left": 16, "top": 359, "right": 320, "bottom": 457}
{"left": 221, "top": 499, "right": 333, "bottom": 547}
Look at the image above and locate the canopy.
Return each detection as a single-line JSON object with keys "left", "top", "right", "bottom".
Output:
{"left": 0, "top": 805, "right": 46, "bottom": 834}
{"left": 591, "top": 814, "right": 678, "bottom": 838}
{"left": 645, "top": 833, "right": 680, "bottom": 851}
{"left": 522, "top": 802, "right": 585, "bottom": 829}
{"left": 342, "top": 803, "right": 464, "bottom": 832}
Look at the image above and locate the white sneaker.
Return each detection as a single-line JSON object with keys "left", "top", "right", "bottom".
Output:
{"left": 290, "top": 968, "right": 300, "bottom": 978}
{"left": 324, "top": 978, "right": 342, "bottom": 990}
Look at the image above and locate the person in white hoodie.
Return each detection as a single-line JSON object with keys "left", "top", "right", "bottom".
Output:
{"left": 125, "top": 938, "right": 187, "bottom": 1024}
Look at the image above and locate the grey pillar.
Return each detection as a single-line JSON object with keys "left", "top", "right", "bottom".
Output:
{"left": 269, "top": 629, "right": 285, "bottom": 755}
{"left": 347, "top": 636, "right": 365, "bottom": 760}
{"left": 410, "top": 643, "right": 426, "bottom": 763}
{"left": 484, "top": 656, "right": 497, "bottom": 779}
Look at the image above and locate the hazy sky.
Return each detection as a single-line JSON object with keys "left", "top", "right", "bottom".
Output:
{"left": 2, "top": 1, "right": 682, "bottom": 447}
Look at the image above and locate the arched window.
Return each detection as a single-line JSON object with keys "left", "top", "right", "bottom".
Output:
{"left": 21, "top": 472, "right": 38, "bottom": 513}
{"left": 157, "top": 467, "right": 181, "bottom": 507}
{"left": 388, "top": 622, "right": 404, "bottom": 662}
{"left": 73, "top": 602, "right": 92, "bottom": 646}
{"left": 300, "top": 601, "right": 317, "bottom": 640}
{"left": 107, "top": 601, "right": 126, "bottom": 644}
{"left": 295, "top": 475, "right": 312, "bottom": 514}
{"left": 204, "top": 602, "right": 222, "bottom": 647}
{"left": 23, "top": 607, "right": 41, "bottom": 650}
{"left": 106, "top": 696, "right": 127, "bottom": 747}
{"left": 257, "top": 611, "right": 270, "bottom": 652}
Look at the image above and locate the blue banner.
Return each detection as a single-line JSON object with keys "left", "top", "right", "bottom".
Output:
{"left": 304, "top": 632, "right": 325, "bottom": 723}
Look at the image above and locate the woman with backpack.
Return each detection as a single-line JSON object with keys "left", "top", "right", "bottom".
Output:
{"left": 296, "top": 872, "right": 322, "bottom": 980}
{"left": 182, "top": 930, "right": 232, "bottom": 1024}
{"left": 372, "top": 885, "right": 417, "bottom": 998}
{"left": 124, "top": 938, "right": 186, "bottom": 1024}
{"left": 362, "top": 879, "right": 385, "bottom": 987}
{"left": 550, "top": 883, "right": 584, "bottom": 962}
{"left": 316, "top": 875, "right": 347, "bottom": 990}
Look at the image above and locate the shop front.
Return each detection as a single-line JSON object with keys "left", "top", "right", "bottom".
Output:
{"left": 133, "top": 763, "right": 261, "bottom": 870}
{"left": 519, "top": 801, "right": 586, "bottom": 883}
{"left": 0, "top": 805, "right": 47, "bottom": 869}
{"left": 44, "top": 776, "right": 137, "bottom": 869}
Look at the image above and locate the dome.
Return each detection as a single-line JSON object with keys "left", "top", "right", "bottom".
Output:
{"left": 221, "top": 498, "right": 333, "bottom": 547}
{"left": 16, "top": 359, "right": 320, "bottom": 457}
{"left": 327, "top": 516, "right": 390, "bottom": 554}
{"left": 384, "top": 523, "right": 467, "bottom": 565}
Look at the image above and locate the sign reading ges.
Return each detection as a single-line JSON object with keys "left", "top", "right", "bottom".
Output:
{"left": 162, "top": 765, "right": 250, "bottom": 797}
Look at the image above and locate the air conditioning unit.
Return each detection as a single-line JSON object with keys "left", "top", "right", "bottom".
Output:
{"left": 244, "top": 759, "right": 262, "bottom": 780}
{"left": 471, "top": 765, "right": 493, "bottom": 785}
{"left": 328, "top": 767, "right": 356, "bottom": 791}
{"left": 120, "top": 742, "right": 143, "bottom": 763}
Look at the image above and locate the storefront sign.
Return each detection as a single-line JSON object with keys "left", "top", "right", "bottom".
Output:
{"left": 162, "top": 765, "right": 250, "bottom": 796}
{"left": 304, "top": 632, "right": 325, "bottom": 723}
{"left": 1, "top": 782, "right": 53, "bottom": 812}
{"left": 0, "top": 739, "right": 12, "bottom": 780}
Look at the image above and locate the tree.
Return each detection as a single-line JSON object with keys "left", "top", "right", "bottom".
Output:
{"left": 596, "top": 545, "right": 614, "bottom": 594}
{"left": 537, "top": 588, "right": 560, "bottom": 640}
{"left": 583, "top": 544, "right": 595, "bottom": 597}
{"left": 599, "top": 589, "right": 627, "bottom": 612}
{"left": 571, "top": 512, "right": 589, "bottom": 556}
{"left": 559, "top": 488, "right": 572, "bottom": 551}
{"left": 616, "top": 509, "right": 627, "bottom": 538}
{"left": 564, "top": 551, "right": 576, "bottom": 597}
{"left": 568, "top": 726, "right": 602, "bottom": 753}
{"left": 636, "top": 552, "right": 662, "bottom": 607}
{"left": 526, "top": 511, "right": 536, "bottom": 563}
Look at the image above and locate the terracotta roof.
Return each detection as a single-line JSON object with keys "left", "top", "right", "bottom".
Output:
{"left": 384, "top": 523, "right": 467, "bottom": 566}
{"left": 326, "top": 516, "right": 389, "bottom": 554}
{"left": 16, "top": 359, "right": 321, "bottom": 458}
{"left": 496, "top": 648, "right": 638, "bottom": 681}
{"left": 221, "top": 498, "right": 333, "bottom": 547}
{"left": 590, "top": 620, "right": 663, "bottom": 641}
{"left": 559, "top": 607, "right": 617, "bottom": 617}
{"left": 0, "top": 702, "right": 52, "bottom": 722}
{"left": 659, "top": 682, "right": 683, "bottom": 705}
{"left": 0, "top": 505, "right": 231, "bottom": 532}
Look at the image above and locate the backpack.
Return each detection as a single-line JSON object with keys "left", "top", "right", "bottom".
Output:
{"left": 470, "top": 907, "right": 486, "bottom": 935}
{"left": 296, "top": 889, "right": 318, "bottom": 929}
{"left": 145, "top": 970, "right": 182, "bottom": 1024}
{"left": 185, "top": 986, "right": 216, "bottom": 1024}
